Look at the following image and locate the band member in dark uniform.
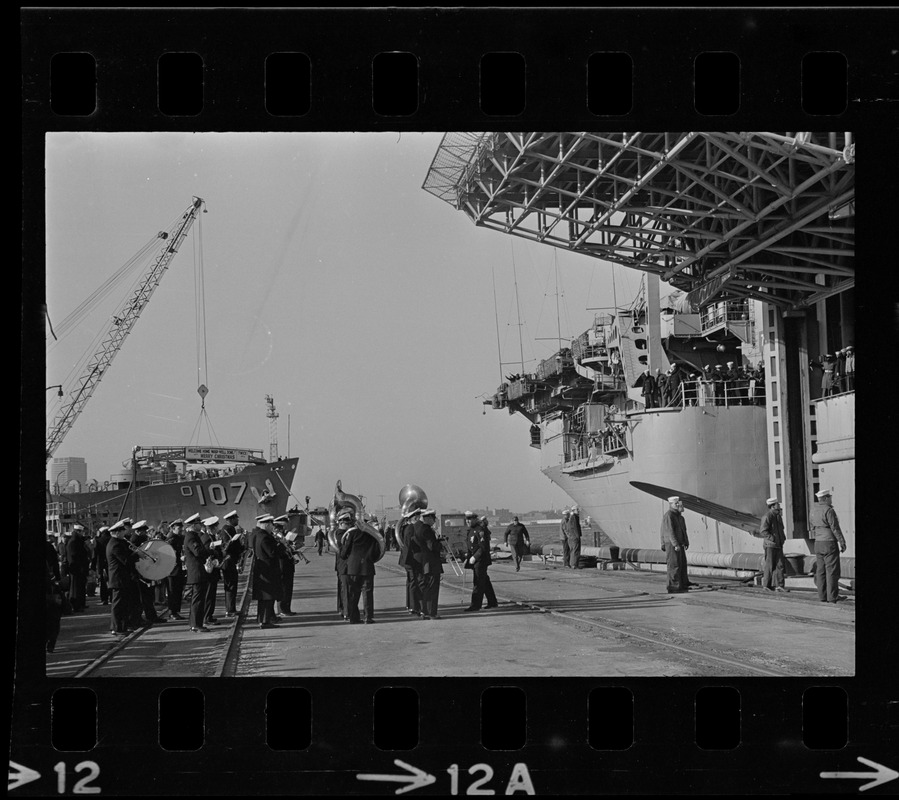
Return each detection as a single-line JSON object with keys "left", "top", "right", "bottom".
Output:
{"left": 464, "top": 522, "right": 498, "bottom": 612}
{"left": 46, "top": 530, "right": 65, "bottom": 652}
{"left": 65, "top": 523, "right": 90, "bottom": 612}
{"left": 183, "top": 513, "right": 212, "bottom": 632}
{"left": 252, "top": 514, "right": 281, "bottom": 628}
{"left": 661, "top": 496, "right": 690, "bottom": 594}
{"left": 93, "top": 525, "right": 111, "bottom": 605}
{"left": 413, "top": 509, "right": 443, "bottom": 620}
{"left": 200, "top": 517, "right": 224, "bottom": 625}
{"left": 399, "top": 509, "right": 423, "bottom": 615}
{"left": 338, "top": 508, "right": 379, "bottom": 624}
{"left": 333, "top": 520, "right": 350, "bottom": 619}
{"left": 274, "top": 515, "right": 297, "bottom": 616}
{"left": 130, "top": 520, "right": 166, "bottom": 626}
{"left": 220, "top": 511, "right": 245, "bottom": 617}
{"left": 164, "top": 519, "right": 186, "bottom": 619}
{"left": 106, "top": 521, "right": 139, "bottom": 636}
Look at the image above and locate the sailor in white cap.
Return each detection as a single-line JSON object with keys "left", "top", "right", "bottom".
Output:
{"left": 661, "top": 496, "right": 690, "bottom": 593}
{"left": 219, "top": 512, "right": 245, "bottom": 618}
{"left": 65, "top": 522, "right": 91, "bottom": 612}
{"left": 272, "top": 516, "right": 297, "bottom": 617}
{"left": 200, "top": 517, "right": 223, "bottom": 625}
{"left": 251, "top": 513, "right": 280, "bottom": 629}
{"left": 106, "top": 518, "right": 140, "bottom": 636}
{"left": 95, "top": 524, "right": 112, "bottom": 605}
{"left": 758, "top": 497, "right": 788, "bottom": 592}
{"left": 183, "top": 512, "right": 213, "bottom": 633}
{"left": 810, "top": 488, "right": 847, "bottom": 603}
{"left": 164, "top": 519, "right": 187, "bottom": 619}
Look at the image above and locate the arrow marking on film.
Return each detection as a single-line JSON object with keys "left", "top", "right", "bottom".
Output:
{"left": 8, "top": 761, "right": 41, "bottom": 792}
{"left": 820, "top": 757, "right": 899, "bottom": 792}
{"left": 357, "top": 759, "right": 436, "bottom": 795}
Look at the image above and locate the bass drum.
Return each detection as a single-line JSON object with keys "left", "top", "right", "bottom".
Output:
{"left": 134, "top": 540, "right": 177, "bottom": 582}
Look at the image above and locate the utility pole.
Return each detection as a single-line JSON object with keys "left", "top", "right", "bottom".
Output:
{"left": 265, "top": 394, "right": 279, "bottom": 462}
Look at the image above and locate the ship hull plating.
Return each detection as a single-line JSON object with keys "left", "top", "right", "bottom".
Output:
{"left": 48, "top": 458, "right": 299, "bottom": 529}
{"left": 543, "top": 406, "right": 770, "bottom": 554}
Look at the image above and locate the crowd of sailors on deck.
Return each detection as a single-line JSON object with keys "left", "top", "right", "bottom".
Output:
{"left": 635, "top": 361, "right": 767, "bottom": 409}
{"left": 810, "top": 345, "right": 855, "bottom": 396}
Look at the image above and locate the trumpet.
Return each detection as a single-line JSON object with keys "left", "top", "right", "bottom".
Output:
{"left": 283, "top": 538, "right": 311, "bottom": 565}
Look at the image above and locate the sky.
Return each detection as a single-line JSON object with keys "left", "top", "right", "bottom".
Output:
{"left": 45, "top": 132, "right": 649, "bottom": 514}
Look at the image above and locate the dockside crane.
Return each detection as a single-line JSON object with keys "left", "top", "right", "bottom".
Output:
{"left": 46, "top": 196, "right": 206, "bottom": 462}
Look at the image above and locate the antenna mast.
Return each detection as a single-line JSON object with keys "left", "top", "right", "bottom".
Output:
{"left": 265, "top": 394, "right": 279, "bottom": 462}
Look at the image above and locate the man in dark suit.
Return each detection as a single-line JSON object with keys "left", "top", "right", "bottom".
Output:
{"left": 164, "top": 519, "right": 186, "bottom": 619}
{"left": 412, "top": 509, "right": 443, "bottom": 620}
{"left": 251, "top": 514, "right": 281, "bottom": 628}
{"left": 637, "top": 367, "right": 657, "bottom": 409}
{"left": 183, "top": 513, "right": 213, "bottom": 632}
{"left": 338, "top": 508, "right": 379, "bottom": 624}
{"left": 106, "top": 521, "right": 139, "bottom": 636}
{"left": 65, "top": 524, "right": 91, "bottom": 611}
{"left": 220, "top": 511, "right": 245, "bottom": 618}
{"left": 504, "top": 516, "right": 530, "bottom": 572}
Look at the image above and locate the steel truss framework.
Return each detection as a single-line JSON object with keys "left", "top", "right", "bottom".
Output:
{"left": 423, "top": 132, "right": 855, "bottom": 310}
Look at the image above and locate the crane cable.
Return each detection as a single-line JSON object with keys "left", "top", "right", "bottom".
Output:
{"left": 189, "top": 211, "right": 220, "bottom": 447}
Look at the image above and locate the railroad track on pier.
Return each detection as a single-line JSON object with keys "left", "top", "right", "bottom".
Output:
{"left": 69, "top": 576, "right": 253, "bottom": 679}
{"left": 379, "top": 562, "right": 841, "bottom": 678}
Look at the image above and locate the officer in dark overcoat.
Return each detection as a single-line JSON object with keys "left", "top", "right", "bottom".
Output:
{"left": 661, "top": 496, "right": 690, "bottom": 593}
{"left": 183, "top": 513, "right": 212, "bottom": 632}
{"left": 164, "top": 519, "right": 186, "bottom": 619}
{"left": 464, "top": 523, "right": 498, "bottom": 612}
{"left": 338, "top": 508, "right": 379, "bottom": 624}
{"left": 106, "top": 521, "right": 139, "bottom": 635}
{"left": 220, "top": 510, "right": 245, "bottom": 617}
{"left": 251, "top": 514, "right": 281, "bottom": 628}
{"left": 412, "top": 509, "right": 443, "bottom": 619}
{"left": 65, "top": 524, "right": 91, "bottom": 611}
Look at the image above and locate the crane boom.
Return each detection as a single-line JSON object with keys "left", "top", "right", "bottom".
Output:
{"left": 46, "top": 197, "right": 205, "bottom": 461}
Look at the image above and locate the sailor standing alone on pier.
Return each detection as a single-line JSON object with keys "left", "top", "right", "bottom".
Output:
{"left": 661, "top": 496, "right": 690, "bottom": 594}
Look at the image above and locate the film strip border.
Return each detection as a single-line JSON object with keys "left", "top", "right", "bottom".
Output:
{"left": 18, "top": 6, "right": 898, "bottom": 796}
{"left": 21, "top": 7, "right": 895, "bottom": 131}
{"left": 15, "top": 681, "right": 899, "bottom": 794}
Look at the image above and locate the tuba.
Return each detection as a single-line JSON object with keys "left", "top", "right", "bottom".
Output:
{"left": 328, "top": 480, "right": 386, "bottom": 561}
{"left": 398, "top": 484, "right": 428, "bottom": 519}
